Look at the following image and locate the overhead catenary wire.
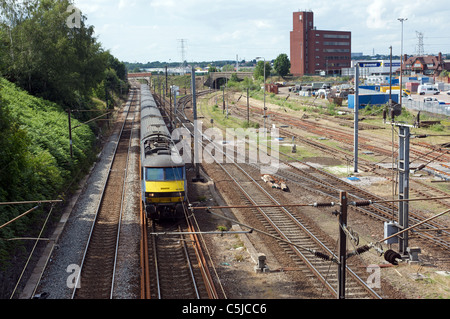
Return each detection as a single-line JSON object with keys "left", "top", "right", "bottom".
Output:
{"left": 0, "top": 206, "right": 40, "bottom": 230}
{"left": 189, "top": 195, "right": 450, "bottom": 211}
{"left": 203, "top": 208, "right": 338, "bottom": 263}
{"left": 0, "top": 200, "right": 63, "bottom": 206}
{"left": 9, "top": 204, "right": 56, "bottom": 299}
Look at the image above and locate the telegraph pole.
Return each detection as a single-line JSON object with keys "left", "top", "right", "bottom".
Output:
{"left": 338, "top": 191, "right": 348, "bottom": 299}
{"left": 398, "top": 125, "right": 411, "bottom": 255}
{"left": 354, "top": 65, "right": 360, "bottom": 173}
{"left": 192, "top": 66, "right": 203, "bottom": 183}
{"left": 247, "top": 87, "right": 250, "bottom": 125}
{"left": 165, "top": 66, "right": 168, "bottom": 97}
{"left": 68, "top": 109, "right": 73, "bottom": 158}
{"left": 398, "top": 18, "right": 407, "bottom": 107}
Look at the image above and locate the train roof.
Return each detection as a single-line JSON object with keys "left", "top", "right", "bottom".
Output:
{"left": 141, "top": 152, "right": 184, "bottom": 168}
{"left": 139, "top": 83, "right": 184, "bottom": 167}
{"left": 141, "top": 115, "right": 170, "bottom": 141}
{"left": 141, "top": 105, "right": 163, "bottom": 120}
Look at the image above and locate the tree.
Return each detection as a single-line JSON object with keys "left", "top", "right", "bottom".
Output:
{"left": 254, "top": 61, "right": 271, "bottom": 80}
{"left": 0, "top": 0, "right": 109, "bottom": 108}
{"left": 274, "top": 54, "right": 291, "bottom": 77}
{"left": 222, "top": 64, "right": 235, "bottom": 72}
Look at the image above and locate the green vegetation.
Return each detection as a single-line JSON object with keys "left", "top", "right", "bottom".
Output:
{"left": 253, "top": 60, "right": 272, "bottom": 80}
{"left": 0, "top": 0, "right": 130, "bottom": 298}
{"left": 273, "top": 54, "right": 291, "bottom": 77}
{"left": 0, "top": 77, "right": 97, "bottom": 296}
{"left": 0, "top": 0, "right": 129, "bottom": 110}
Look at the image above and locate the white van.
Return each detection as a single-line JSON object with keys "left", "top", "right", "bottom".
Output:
{"left": 418, "top": 85, "right": 440, "bottom": 95}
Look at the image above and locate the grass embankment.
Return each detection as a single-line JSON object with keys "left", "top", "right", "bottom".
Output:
{"left": 0, "top": 77, "right": 104, "bottom": 298}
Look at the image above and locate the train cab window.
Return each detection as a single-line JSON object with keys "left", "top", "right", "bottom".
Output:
{"left": 165, "top": 167, "right": 184, "bottom": 181}
{"left": 146, "top": 167, "right": 184, "bottom": 181}
{"left": 146, "top": 168, "right": 164, "bottom": 181}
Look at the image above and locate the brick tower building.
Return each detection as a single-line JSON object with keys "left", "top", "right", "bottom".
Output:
{"left": 290, "top": 11, "right": 351, "bottom": 76}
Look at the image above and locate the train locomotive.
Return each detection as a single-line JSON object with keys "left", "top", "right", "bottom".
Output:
{"left": 140, "top": 84, "right": 187, "bottom": 220}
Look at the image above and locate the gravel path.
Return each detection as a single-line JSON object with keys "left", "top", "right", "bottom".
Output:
{"left": 30, "top": 97, "right": 134, "bottom": 299}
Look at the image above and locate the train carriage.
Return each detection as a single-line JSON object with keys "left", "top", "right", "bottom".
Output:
{"left": 140, "top": 84, "right": 187, "bottom": 220}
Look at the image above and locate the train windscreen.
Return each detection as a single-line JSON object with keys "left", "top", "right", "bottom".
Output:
{"left": 146, "top": 167, "right": 184, "bottom": 181}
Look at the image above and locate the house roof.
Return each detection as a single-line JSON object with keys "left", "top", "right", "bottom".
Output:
{"left": 395, "top": 53, "right": 450, "bottom": 75}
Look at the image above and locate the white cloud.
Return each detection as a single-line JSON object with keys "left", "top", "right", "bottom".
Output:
{"left": 71, "top": 0, "right": 450, "bottom": 62}
{"left": 366, "top": 0, "right": 389, "bottom": 29}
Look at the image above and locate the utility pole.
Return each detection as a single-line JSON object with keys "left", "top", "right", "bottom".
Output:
{"left": 222, "top": 85, "right": 225, "bottom": 114}
{"left": 398, "top": 18, "right": 407, "bottom": 107}
{"left": 165, "top": 66, "right": 168, "bottom": 97}
{"left": 67, "top": 109, "right": 73, "bottom": 158}
{"left": 247, "top": 87, "right": 250, "bottom": 125}
{"left": 263, "top": 59, "right": 266, "bottom": 132}
{"left": 338, "top": 191, "right": 348, "bottom": 299}
{"left": 398, "top": 125, "right": 411, "bottom": 256}
{"left": 354, "top": 64, "right": 359, "bottom": 173}
{"left": 389, "top": 46, "right": 393, "bottom": 106}
{"left": 192, "top": 66, "right": 203, "bottom": 183}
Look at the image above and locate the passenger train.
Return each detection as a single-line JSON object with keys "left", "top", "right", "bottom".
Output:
{"left": 140, "top": 84, "right": 187, "bottom": 220}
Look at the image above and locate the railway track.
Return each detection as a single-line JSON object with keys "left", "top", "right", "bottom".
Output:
{"left": 174, "top": 90, "right": 448, "bottom": 297}
{"left": 232, "top": 98, "right": 450, "bottom": 178}
{"left": 171, "top": 95, "right": 381, "bottom": 298}
{"left": 270, "top": 156, "right": 450, "bottom": 250}
{"left": 222, "top": 97, "right": 450, "bottom": 249}
{"left": 140, "top": 89, "right": 221, "bottom": 300}
{"left": 211, "top": 161, "right": 382, "bottom": 299}
{"left": 72, "top": 89, "right": 138, "bottom": 299}
{"left": 143, "top": 215, "right": 218, "bottom": 299}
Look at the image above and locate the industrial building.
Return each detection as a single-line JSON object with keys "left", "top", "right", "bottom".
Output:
{"left": 290, "top": 10, "right": 351, "bottom": 76}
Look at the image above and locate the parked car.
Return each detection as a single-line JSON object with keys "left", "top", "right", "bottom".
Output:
{"left": 418, "top": 85, "right": 440, "bottom": 95}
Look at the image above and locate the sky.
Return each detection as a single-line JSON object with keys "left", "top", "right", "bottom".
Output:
{"left": 73, "top": 0, "right": 450, "bottom": 64}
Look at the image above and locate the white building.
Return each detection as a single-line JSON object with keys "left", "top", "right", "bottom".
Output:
{"left": 343, "top": 60, "right": 401, "bottom": 81}
{"left": 352, "top": 60, "right": 401, "bottom": 76}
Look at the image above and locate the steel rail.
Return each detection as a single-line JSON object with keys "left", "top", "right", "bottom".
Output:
{"left": 177, "top": 93, "right": 386, "bottom": 298}
{"left": 71, "top": 91, "right": 135, "bottom": 299}
{"left": 179, "top": 224, "right": 201, "bottom": 299}
{"left": 110, "top": 89, "right": 139, "bottom": 298}
{"left": 184, "top": 207, "right": 220, "bottom": 299}
{"left": 188, "top": 118, "right": 381, "bottom": 298}
{"left": 181, "top": 92, "right": 450, "bottom": 250}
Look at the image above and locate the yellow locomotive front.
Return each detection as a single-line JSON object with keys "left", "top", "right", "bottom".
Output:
{"left": 142, "top": 155, "right": 186, "bottom": 220}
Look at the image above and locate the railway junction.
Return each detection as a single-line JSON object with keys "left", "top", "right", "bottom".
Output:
{"left": 20, "top": 79, "right": 450, "bottom": 301}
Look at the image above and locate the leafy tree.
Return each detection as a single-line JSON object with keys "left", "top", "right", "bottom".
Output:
{"left": 222, "top": 64, "right": 235, "bottom": 72}
{"left": 253, "top": 60, "right": 271, "bottom": 80}
{"left": 0, "top": 0, "right": 109, "bottom": 108}
{"left": 274, "top": 54, "right": 291, "bottom": 77}
{"left": 208, "top": 64, "right": 218, "bottom": 73}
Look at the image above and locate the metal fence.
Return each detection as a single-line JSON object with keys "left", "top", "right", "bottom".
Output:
{"left": 404, "top": 100, "right": 450, "bottom": 117}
